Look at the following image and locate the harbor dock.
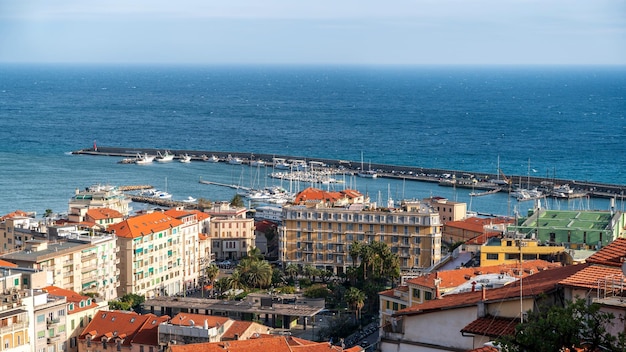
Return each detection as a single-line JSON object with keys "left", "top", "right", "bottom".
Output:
{"left": 73, "top": 146, "right": 626, "bottom": 200}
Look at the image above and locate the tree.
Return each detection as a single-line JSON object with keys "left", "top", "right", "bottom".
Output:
{"left": 230, "top": 193, "right": 244, "bottom": 208}
{"left": 108, "top": 293, "right": 145, "bottom": 312}
{"left": 245, "top": 247, "right": 264, "bottom": 261}
{"left": 345, "top": 287, "right": 365, "bottom": 324}
{"left": 204, "top": 264, "right": 219, "bottom": 284}
{"left": 43, "top": 209, "right": 53, "bottom": 218}
{"left": 284, "top": 263, "right": 299, "bottom": 281}
{"left": 303, "top": 284, "right": 331, "bottom": 299}
{"left": 496, "top": 298, "right": 626, "bottom": 352}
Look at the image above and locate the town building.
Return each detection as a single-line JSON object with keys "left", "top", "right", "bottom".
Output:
{"left": 479, "top": 236, "right": 565, "bottom": 266}
{"left": 0, "top": 289, "right": 30, "bottom": 352}
{"left": 77, "top": 310, "right": 168, "bottom": 352}
{"left": 378, "top": 259, "right": 561, "bottom": 324}
{"left": 280, "top": 199, "right": 442, "bottom": 274}
{"left": 108, "top": 211, "right": 186, "bottom": 298}
{"left": 83, "top": 208, "right": 125, "bottom": 231}
{"left": 422, "top": 196, "right": 467, "bottom": 224}
{"left": 23, "top": 289, "right": 68, "bottom": 352}
{"left": 380, "top": 239, "right": 626, "bottom": 351}
{"left": 0, "top": 211, "right": 45, "bottom": 253}
{"left": 43, "top": 286, "right": 105, "bottom": 352}
{"left": 163, "top": 209, "right": 204, "bottom": 292}
{"left": 204, "top": 202, "right": 255, "bottom": 262}
{"left": 68, "top": 184, "right": 132, "bottom": 222}
{"left": 0, "top": 233, "right": 120, "bottom": 301}
{"left": 166, "top": 335, "right": 364, "bottom": 352}
{"left": 158, "top": 312, "right": 269, "bottom": 345}
{"left": 511, "top": 209, "right": 624, "bottom": 249}
{"left": 442, "top": 216, "right": 512, "bottom": 244}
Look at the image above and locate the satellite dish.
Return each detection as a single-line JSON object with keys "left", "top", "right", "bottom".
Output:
{"left": 622, "top": 261, "right": 626, "bottom": 276}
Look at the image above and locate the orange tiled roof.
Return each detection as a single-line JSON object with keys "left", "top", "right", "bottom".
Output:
{"left": 190, "top": 209, "right": 211, "bottom": 221}
{"left": 164, "top": 208, "right": 196, "bottom": 219}
{"left": 131, "top": 315, "right": 170, "bottom": 346}
{"left": 170, "top": 313, "right": 230, "bottom": 328}
{"left": 405, "top": 259, "right": 561, "bottom": 290}
{"left": 465, "top": 232, "right": 501, "bottom": 245}
{"left": 467, "top": 347, "right": 499, "bottom": 352}
{"left": 294, "top": 187, "right": 363, "bottom": 204}
{"left": 396, "top": 263, "right": 588, "bottom": 317}
{"left": 199, "top": 233, "right": 209, "bottom": 240}
{"left": 585, "top": 238, "right": 626, "bottom": 267}
{"left": 79, "top": 310, "right": 156, "bottom": 347}
{"left": 222, "top": 320, "right": 254, "bottom": 340}
{"left": 444, "top": 217, "right": 512, "bottom": 233}
{"left": 107, "top": 212, "right": 183, "bottom": 238}
{"left": 460, "top": 316, "right": 518, "bottom": 338}
{"left": 0, "top": 259, "right": 18, "bottom": 267}
{"left": 86, "top": 208, "right": 123, "bottom": 220}
{"left": 559, "top": 264, "right": 624, "bottom": 289}
{"left": 169, "top": 335, "right": 360, "bottom": 352}
{"left": 0, "top": 210, "right": 31, "bottom": 221}
{"left": 43, "top": 285, "right": 99, "bottom": 313}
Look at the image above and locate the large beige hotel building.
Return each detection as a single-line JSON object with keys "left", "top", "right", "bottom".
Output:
{"left": 279, "top": 200, "right": 442, "bottom": 274}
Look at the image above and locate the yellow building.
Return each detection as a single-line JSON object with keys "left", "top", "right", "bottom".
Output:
{"left": 280, "top": 200, "right": 442, "bottom": 274}
{"left": 480, "top": 235, "right": 565, "bottom": 266}
{"left": 204, "top": 202, "right": 256, "bottom": 262}
{"left": 0, "top": 293, "right": 29, "bottom": 352}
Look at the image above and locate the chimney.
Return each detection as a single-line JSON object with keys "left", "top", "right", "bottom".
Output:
{"left": 471, "top": 281, "right": 476, "bottom": 292}
{"left": 434, "top": 272, "right": 442, "bottom": 299}
{"left": 481, "top": 286, "right": 486, "bottom": 301}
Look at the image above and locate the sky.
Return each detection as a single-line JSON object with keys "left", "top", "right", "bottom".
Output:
{"left": 0, "top": 0, "right": 624, "bottom": 65}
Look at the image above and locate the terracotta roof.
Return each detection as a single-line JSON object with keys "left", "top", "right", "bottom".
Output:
{"left": 131, "top": 315, "right": 170, "bottom": 346}
{"left": 559, "top": 264, "right": 624, "bottom": 289}
{"left": 294, "top": 187, "right": 363, "bottom": 204}
{"left": 79, "top": 310, "right": 156, "bottom": 346}
{"left": 254, "top": 220, "right": 278, "bottom": 233}
{"left": 444, "top": 217, "right": 512, "bottom": 233}
{"left": 170, "top": 313, "right": 230, "bottom": 328}
{"left": 169, "top": 335, "right": 361, "bottom": 352}
{"left": 0, "top": 259, "right": 18, "bottom": 267}
{"left": 405, "top": 259, "right": 561, "bottom": 290}
{"left": 460, "top": 316, "right": 518, "bottom": 338}
{"left": 585, "top": 238, "right": 626, "bottom": 267}
{"left": 222, "top": 320, "right": 254, "bottom": 340}
{"left": 395, "top": 263, "right": 588, "bottom": 317}
{"left": 465, "top": 232, "right": 501, "bottom": 245}
{"left": 0, "top": 210, "right": 31, "bottom": 221}
{"left": 198, "top": 233, "right": 209, "bottom": 240}
{"left": 164, "top": 208, "right": 196, "bottom": 219}
{"left": 467, "top": 347, "right": 499, "bottom": 352}
{"left": 107, "top": 212, "right": 182, "bottom": 238}
{"left": 86, "top": 208, "right": 123, "bottom": 220}
{"left": 190, "top": 210, "right": 211, "bottom": 221}
{"left": 43, "top": 285, "right": 99, "bottom": 313}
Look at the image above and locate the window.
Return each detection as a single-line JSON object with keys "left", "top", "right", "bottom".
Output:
{"left": 412, "top": 289, "right": 421, "bottom": 299}
{"left": 392, "top": 302, "right": 398, "bottom": 310}
{"left": 425, "top": 291, "right": 433, "bottom": 300}
{"left": 37, "top": 315, "right": 45, "bottom": 323}
{"left": 486, "top": 253, "right": 499, "bottom": 260}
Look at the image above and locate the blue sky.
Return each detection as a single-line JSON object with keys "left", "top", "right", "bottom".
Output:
{"left": 0, "top": 0, "right": 624, "bottom": 65}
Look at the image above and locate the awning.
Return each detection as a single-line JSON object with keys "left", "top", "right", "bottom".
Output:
{"left": 204, "top": 285, "right": 213, "bottom": 290}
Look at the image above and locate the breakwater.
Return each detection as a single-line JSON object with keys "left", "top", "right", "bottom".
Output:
{"left": 73, "top": 146, "right": 626, "bottom": 200}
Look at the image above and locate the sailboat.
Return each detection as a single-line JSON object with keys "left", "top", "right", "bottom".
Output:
{"left": 357, "top": 152, "right": 378, "bottom": 179}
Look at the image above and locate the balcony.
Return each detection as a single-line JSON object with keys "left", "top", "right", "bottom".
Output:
{"left": 0, "top": 321, "right": 29, "bottom": 334}
{"left": 47, "top": 335, "right": 62, "bottom": 344}
{"left": 47, "top": 317, "right": 60, "bottom": 327}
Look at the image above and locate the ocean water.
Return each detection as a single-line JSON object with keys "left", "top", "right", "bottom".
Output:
{"left": 0, "top": 64, "right": 624, "bottom": 217}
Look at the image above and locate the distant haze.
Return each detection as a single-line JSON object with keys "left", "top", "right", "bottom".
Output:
{"left": 0, "top": 0, "right": 624, "bottom": 65}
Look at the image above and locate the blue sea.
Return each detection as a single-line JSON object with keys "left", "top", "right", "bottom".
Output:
{"left": 0, "top": 64, "right": 624, "bottom": 217}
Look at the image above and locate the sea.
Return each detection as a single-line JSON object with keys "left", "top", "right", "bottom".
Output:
{"left": 0, "top": 64, "right": 624, "bottom": 218}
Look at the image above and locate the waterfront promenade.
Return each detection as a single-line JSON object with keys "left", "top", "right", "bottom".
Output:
{"left": 73, "top": 146, "right": 626, "bottom": 200}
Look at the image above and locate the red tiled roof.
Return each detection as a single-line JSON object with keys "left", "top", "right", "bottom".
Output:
{"left": 169, "top": 335, "right": 359, "bottom": 352}
{"left": 107, "top": 212, "right": 182, "bottom": 238}
{"left": 170, "top": 313, "right": 230, "bottom": 328}
{"left": 131, "top": 315, "right": 170, "bottom": 346}
{"left": 222, "top": 320, "right": 254, "bottom": 340}
{"left": 585, "top": 238, "right": 626, "bottom": 267}
{"left": 460, "top": 316, "right": 518, "bottom": 338}
{"left": 79, "top": 310, "right": 157, "bottom": 346}
{"left": 0, "top": 210, "right": 31, "bottom": 221}
{"left": 294, "top": 187, "right": 362, "bottom": 204}
{"left": 467, "top": 347, "right": 499, "bottom": 352}
{"left": 254, "top": 220, "right": 278, "bottom": 233}
{"left": 406, "top": 259, "right": 561, "bottom": 290}
{"left": 86, "top": 208, "right": 123, "bottom": 220}
{"left": 396, "top": 263, "right": 588, "bottom": 317}
{"left": 465, "top": 232, "right": 501, "bottom": 245}
{"left": 43, "top": 285, "right": 98, "bottom": 314}
{"left": 559, "top": 264, "right": 624, "bottom": 289}
{"left": 190, "top": 209, "right": 211, "bottom": 221}
{"left": 444, "top": 217, "right": 512, "bottom": 233}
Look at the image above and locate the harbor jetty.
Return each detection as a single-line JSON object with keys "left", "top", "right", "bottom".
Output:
{"left": 73, "top": 146, "right": 626, "bottom": 200}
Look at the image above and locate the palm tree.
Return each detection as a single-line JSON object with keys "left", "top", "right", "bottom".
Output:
{"left": 345, "top": 287, "right": 365, "bottom": 325}
{"left": 246, "top": 247, "right": 264, "bottom": 261}
{"left": 228, "top": 270, "right": 245, "bottom": 290}
{"left": 284, "top": 263, "right": 299, "bottom": 281}
{"left": 244, "top": 260, "right": 273, "bottom": 289}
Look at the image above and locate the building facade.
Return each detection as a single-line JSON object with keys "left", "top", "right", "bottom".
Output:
{"left": 280, "top": 200, "right": 442, "bottom": 274}
{"left": 204, "top": 203, "right": 255, "bottom": 262}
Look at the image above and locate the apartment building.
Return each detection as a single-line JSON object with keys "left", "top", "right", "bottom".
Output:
{"left": 422, "top": 196, "right": 467, "bottom": 224}
{"left": 280, "top": 200, "right": 442, "bottom": 274}
{"left": 0, "top": 213, "right": 45, "bottom": 253}
{"left": 0, "top": 289, "right": 30, "bottom": 352}
{"left": 0, "top": 233, "right": 120, "bottom": 301}
{"left": 204, "top": 203, "right": 255, "bottom": 262}
{"left": 23, "top": 289, "right": 68, "bottom": 352}
{"left": 68, "top": 184, "right": 132, "bottom": 222}
{"left": 108, "top": 211, "right": 186, "bottom": 298}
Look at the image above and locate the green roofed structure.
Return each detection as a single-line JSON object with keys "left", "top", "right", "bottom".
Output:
{"left": 510, "top": 209, "right": 625, "bottom": 250}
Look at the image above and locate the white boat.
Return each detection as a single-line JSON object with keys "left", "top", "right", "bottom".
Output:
{"left": 183, "top": 196, "right": 197, "bottom": 203}
{"left": 272, "top": 157, "right": 290, "bottom": 169}
{"left": 156, "top": 150, "right": 175, "bottom": 162}
{"left": 179, "top": 154, "right": 192, "bottom": 163}
{"left": 204, "top": 154, "right": 219, "bottom": 162}
{"left": 144, "top": 189, "right": 172, "bottom": 199}
{"left": 250, "top": 159, "right": 266, "bottom": 167}
{"left": 227, "top": 154, "right": 242, "bottom": 165}
{"left": 135, "top": 153, "right": 155, "bottom": 164}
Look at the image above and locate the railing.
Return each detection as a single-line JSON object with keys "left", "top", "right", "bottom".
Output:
{"left": 0, "top": 321, "right": 29, "bottom": 334}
